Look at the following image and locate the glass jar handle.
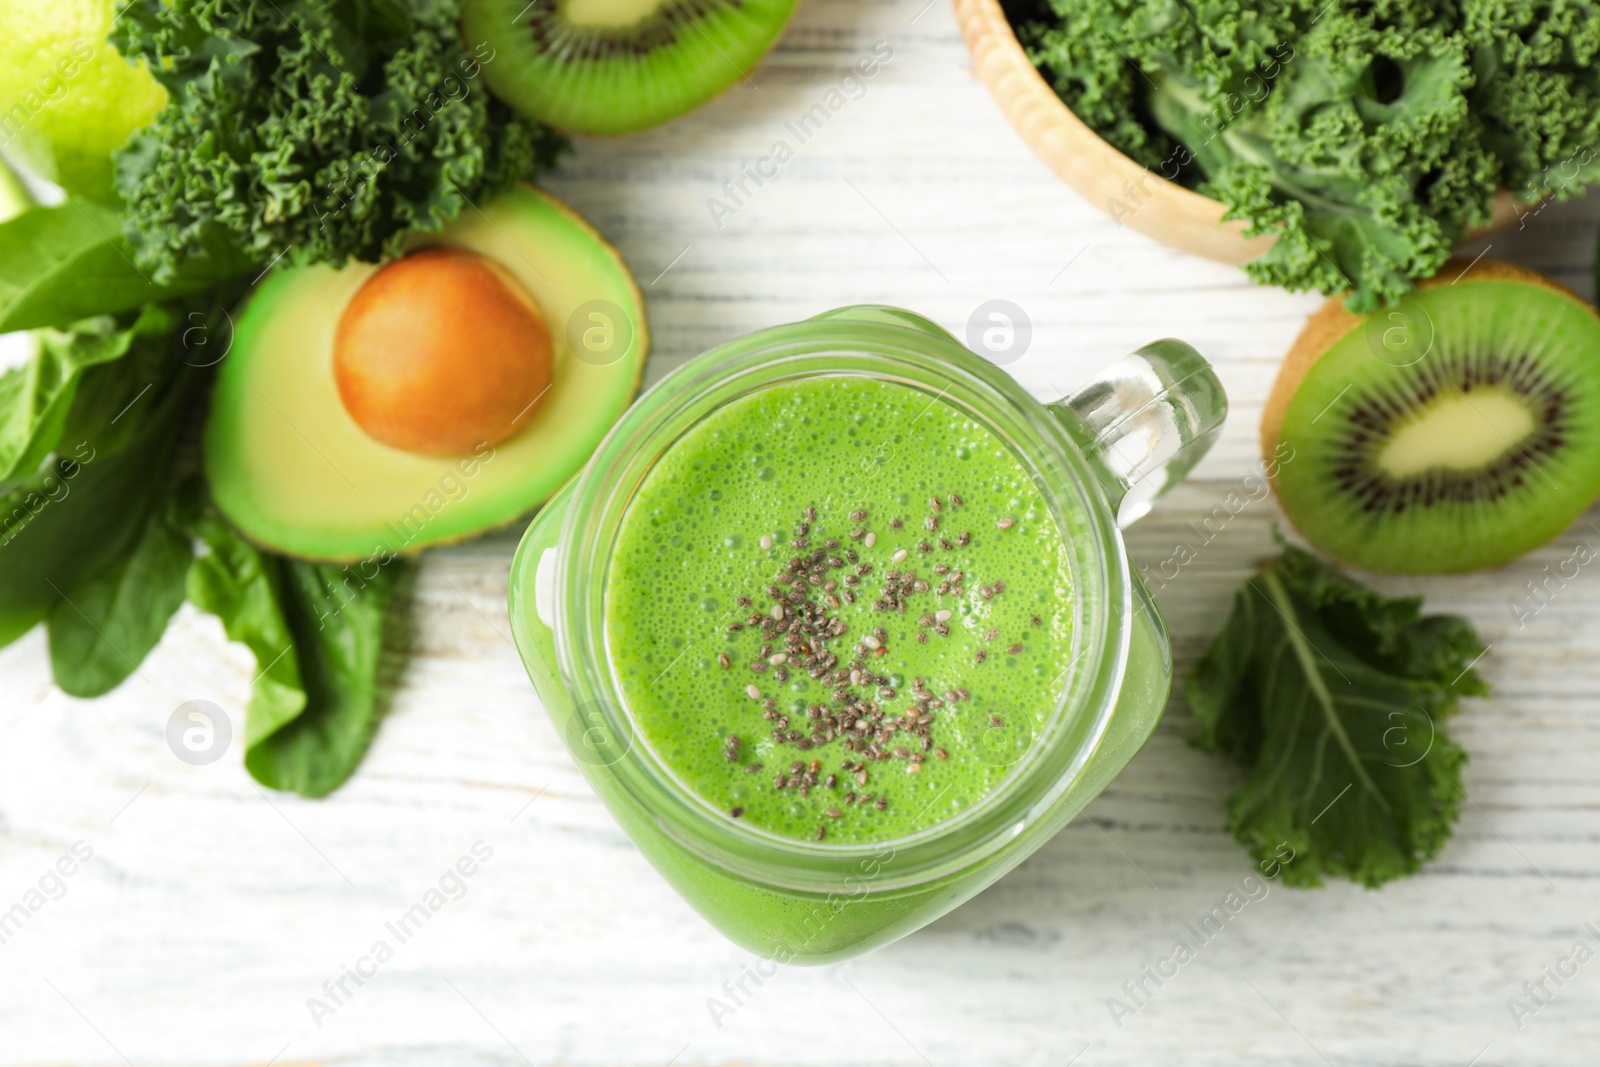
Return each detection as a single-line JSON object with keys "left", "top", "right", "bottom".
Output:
{"left": 1047, "top": 339, "right": 1228, "bottom": 527}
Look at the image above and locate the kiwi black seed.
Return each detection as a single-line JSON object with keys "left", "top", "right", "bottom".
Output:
{"left": 461, "top": 0, "right": 800, "bottom": 135}
{"left": 1262, "top": 259, "right": 1600, "bottom": 574}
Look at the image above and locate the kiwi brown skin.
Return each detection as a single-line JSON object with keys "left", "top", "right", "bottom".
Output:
{"left": 1261, "top": 258, "right": 1600, "bottom": 503}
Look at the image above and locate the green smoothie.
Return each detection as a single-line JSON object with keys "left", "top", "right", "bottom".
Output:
{"left": 606, "top": 375, "right": 1075, "bottom": 845}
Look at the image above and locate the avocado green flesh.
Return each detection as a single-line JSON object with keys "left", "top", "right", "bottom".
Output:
{"left": 204, "top": 184, "right": 647, "bottom": 562}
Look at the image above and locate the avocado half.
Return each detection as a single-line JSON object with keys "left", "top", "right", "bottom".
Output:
{"left": 204, "top": 184, "right": 648, "bottom": 562}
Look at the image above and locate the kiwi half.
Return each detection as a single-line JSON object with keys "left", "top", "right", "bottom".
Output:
{"left": 461, "top": 0, "right": 799, "bottom": 135}
{"left": 1263, "top": 259, "right": 1600, "bottom": 574}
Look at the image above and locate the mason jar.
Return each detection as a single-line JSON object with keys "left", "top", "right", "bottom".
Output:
{"left": 508, "top": 305, "right": 1226, "bottom": 963}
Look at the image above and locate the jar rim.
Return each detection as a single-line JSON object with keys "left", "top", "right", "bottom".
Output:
{"left": 552, "top": 315, "right": 1134, "bottom": 893}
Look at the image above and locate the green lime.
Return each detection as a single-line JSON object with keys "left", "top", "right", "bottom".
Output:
{"left": 0, "top": 0, "right": 167, "bottom": 201}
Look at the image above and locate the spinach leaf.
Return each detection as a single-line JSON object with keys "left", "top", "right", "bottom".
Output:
{"left": 0, "top": 316, "right": 144, "bottom": 492}
{"left": 46, "top": 493, "right": 192, "bottom": 697}
{"left": 183, "top": 489, "right": 309, "bottom": 754}
{"left": 0, "top": 313, "right": 194, "bottom": 648}
{"left": 0, "top": 203, "right": 217, "bottom": 333}
{"left": 246, "top": 558, "right": 410, "bottom": 797}
{"left": 1187, "top": 544, "right": 1487, "bottom": 888}
{"left": 185, "top": 492, "right": 412, "bottom": 797}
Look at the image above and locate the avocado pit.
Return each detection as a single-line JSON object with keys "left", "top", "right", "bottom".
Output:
{"left": 333, "top": 246, "right": 553, "bottom": 457}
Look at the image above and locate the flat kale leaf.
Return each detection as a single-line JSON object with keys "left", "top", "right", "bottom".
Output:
{"left": 1187, "top": 544, "right": 1488, "bottom": 887}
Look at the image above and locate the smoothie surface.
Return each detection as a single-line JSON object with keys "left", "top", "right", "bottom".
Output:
{"left": 605, "top": 375, "right": 1075, "bottom": 844}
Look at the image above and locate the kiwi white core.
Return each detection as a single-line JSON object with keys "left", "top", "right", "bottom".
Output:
{"left": 1376, "top": 389, "right": 1535, "bottom": 478}
{"left": 563, "top": 0, "right": 664, "bottom": 27}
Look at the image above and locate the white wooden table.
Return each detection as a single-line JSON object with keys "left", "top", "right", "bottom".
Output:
{"left": 3, "top": 1, "right": 1598, "bottom": 1063}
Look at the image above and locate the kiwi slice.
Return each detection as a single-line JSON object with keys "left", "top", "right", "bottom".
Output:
{"left": 461, "top": 0, "right": 799, "bottom": 135}
{"left": 1263, "top": 259, "right": 1600, "bottom": 574}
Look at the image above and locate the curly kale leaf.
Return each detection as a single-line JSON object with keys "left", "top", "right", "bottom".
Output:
{"left": 1187, "top": 544, "right": 1489, "bottom": 888}
{"left": 110, "top": 0, "right": 567, "bottom": 283}
{"left": 1016, "top": 0, "right": 1600, "bottom": 310}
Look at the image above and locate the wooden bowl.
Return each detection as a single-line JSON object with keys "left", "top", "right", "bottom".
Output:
{"left": 954, "top": 0, "right": 1519, "bottom": 264}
